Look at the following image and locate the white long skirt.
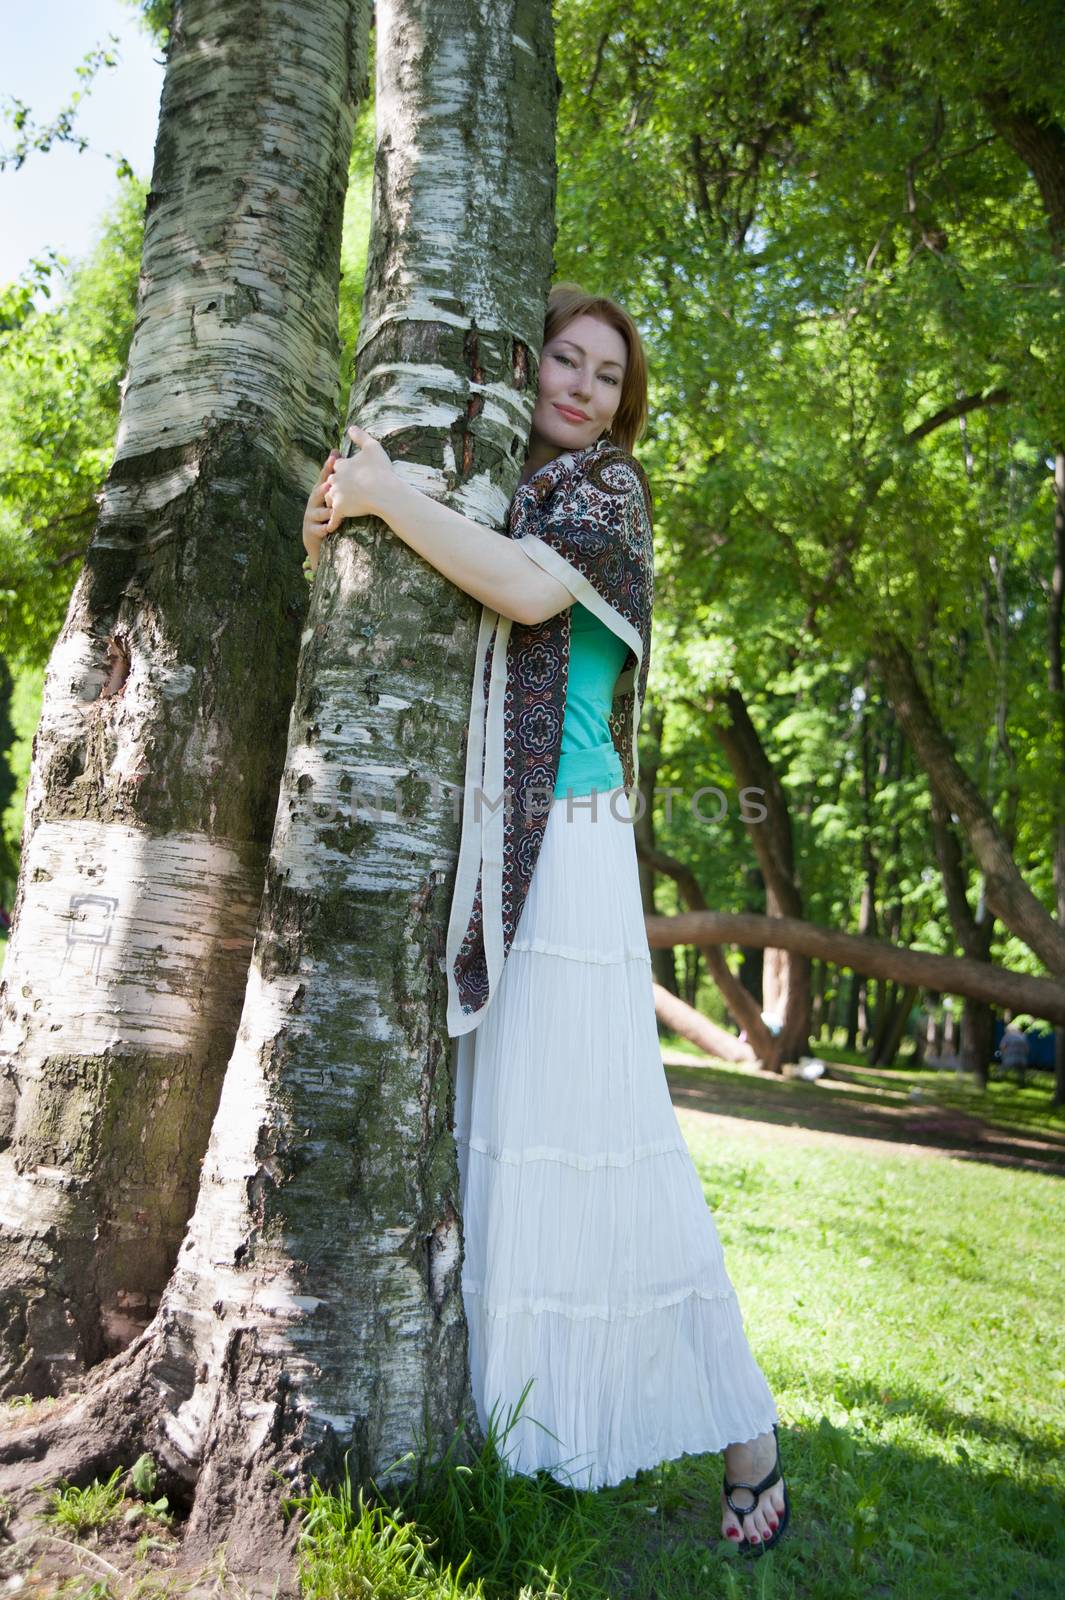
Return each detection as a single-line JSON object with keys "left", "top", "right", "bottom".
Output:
{"left": 450, "top": 782, "right": 779, "bottom": 1490}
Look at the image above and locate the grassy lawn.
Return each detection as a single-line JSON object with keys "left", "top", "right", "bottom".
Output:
{"left": 286, "top": 1053, "right": 1064, "bottom": 1598}
{"left": 10, "top": 1047, "right": 1064, "bottom": 1598}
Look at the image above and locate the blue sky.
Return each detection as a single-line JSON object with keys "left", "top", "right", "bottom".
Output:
{"left": 1, "top": 0, "right": 165, "bottom": 291}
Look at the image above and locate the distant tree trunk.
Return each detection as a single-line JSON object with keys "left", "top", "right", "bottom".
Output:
{"left": 683, "top": 945, "right": 701, "bottom": 1005}
{"left": 738, "top": 862, "right": 765, "bottom": 1004}
{"left": 852, "top": 665, "right": 879, "bottom": 1053}
{"left": 1053, "top": 450, "right": 1065, "bottom": 1107}
{"left": 875, "top": 723, "right": 910, "bottom": 1044}
{"left": 0, "top": 0, "right": 559, "bottom": 1586}
{"left": 871, "top": 983, "right": 918, "bottom": 1068}
{"left": 0, "top": 0, "right": 367, "bottom": 1395}
{"left": 972, "top": 85, "right": 1065, "bottom": 1103}
{"left": 821, "top": 963, "right": 839, "bottom": 1041}
{"left": 707, "top": 689, "right": 811, "bottom": 1070}
{"left": 809, "top": 957, "right": 825, "bottom": 1037}
{"left": 638, "top": 843, "right": 775, "bottom": 1061}
{"left": 1046, "top": 446, "right": 1065, "bottom": 1106}
{"left": 845, "top": 971, "right": 863, "bottom": 1053}
{"left": 870, "top": 637, "right": 1065, "bottom": 977}
{"left": 912, "top": 1005, "right": 928, "bottom": 1066}
{"left": 929, "top": 780, "right": 995, "bottom": 1088}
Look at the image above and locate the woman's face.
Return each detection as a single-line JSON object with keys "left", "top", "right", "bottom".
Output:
{"left": 529, "top": 313, "right": 628, "bottom": 455}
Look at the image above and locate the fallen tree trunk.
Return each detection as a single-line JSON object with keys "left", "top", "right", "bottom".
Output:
{"left": 644, "top": 909, "right": 1065, "bottom": 1027}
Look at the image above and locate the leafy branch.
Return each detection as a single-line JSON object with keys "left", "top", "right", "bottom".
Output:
{"left": 0, "top": 34, "right": 134, "bottom": 179}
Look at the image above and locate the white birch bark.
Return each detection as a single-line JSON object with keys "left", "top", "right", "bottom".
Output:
{"left": 146, "top": 0, "right": 560, "bottom": 1538}
{"left": 0, "top": 0, "right": 369, "bottom": 1392}
{"left": 0, "top": 0, "right": 559, "bottom": 1583}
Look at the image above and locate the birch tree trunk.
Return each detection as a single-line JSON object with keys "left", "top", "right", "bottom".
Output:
{"left": 0, "top": 0, "right": 558, "bottom": 1586}
{"left": 0, "top": 0, "right": 368, "bottom": 1396}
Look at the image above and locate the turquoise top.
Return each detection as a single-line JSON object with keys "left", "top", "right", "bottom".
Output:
{"left": 553, "top": 602, "right": 630, "bottom": 798}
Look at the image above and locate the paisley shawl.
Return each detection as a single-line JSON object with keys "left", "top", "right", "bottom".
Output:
{"left": 444, "top": 435, "right": 655, "bottom": 1037}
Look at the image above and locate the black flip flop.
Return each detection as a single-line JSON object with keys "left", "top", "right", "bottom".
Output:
{"left": 722, "top": 1422, "right": 791, "bottom": 1556}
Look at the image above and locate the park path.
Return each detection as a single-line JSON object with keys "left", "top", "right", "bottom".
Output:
{"left": 661, "top": 1051, "right": 1065, "bottom": 1176}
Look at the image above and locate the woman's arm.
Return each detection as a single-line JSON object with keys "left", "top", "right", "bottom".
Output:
{"left": 369, "top": 474, "right": 577, "bottom": 625}
{"left": 317, "top": 425, "right": 576, "bottom": 625}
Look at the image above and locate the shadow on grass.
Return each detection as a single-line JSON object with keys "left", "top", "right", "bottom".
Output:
{"left": 661, "top": 1055, "right": 1065, "bottom": 1176}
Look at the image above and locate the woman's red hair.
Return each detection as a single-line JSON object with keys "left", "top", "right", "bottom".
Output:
{"left": 542, "top": 282, "right": 648, "bottom": 454}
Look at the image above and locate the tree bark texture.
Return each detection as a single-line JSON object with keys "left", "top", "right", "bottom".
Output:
{"left": 652, "top": 984, "right": 755, "bottom": 1063}
{"left": 0, "top": 0, "right": 367, "bottom": 1396}
{"left": 0, "top": 0, "right": 559, "bottom": 1588}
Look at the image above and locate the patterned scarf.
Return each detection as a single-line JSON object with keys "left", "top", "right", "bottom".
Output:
{"left": 445, "top": 436, "right": 655, "bottom": 1036}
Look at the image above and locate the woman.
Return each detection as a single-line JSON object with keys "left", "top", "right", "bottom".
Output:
{"left": 302, "top": 284, "right": 790, "bottom": 1556}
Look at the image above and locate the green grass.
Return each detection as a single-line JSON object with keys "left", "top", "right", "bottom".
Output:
{"left": 11, "top": 1040, "right": 1065, "bottom": 1596}
{"left": 286, "top": 1388, "right": 628, "bottom": 1599}
{"left": 290, "top": 1099, "right": 1065, "bottom": 1598}
{"left": 36, "top": 1466, "right": 129, "bottom": 1538}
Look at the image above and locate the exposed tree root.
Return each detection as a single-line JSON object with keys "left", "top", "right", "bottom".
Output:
{"left": 0, "top": 1324, "right": 307, "bottom": 1599}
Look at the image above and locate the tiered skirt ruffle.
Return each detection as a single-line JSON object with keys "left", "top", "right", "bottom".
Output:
{"left": 451, "top": 784, "right": 778, "bottom": 1490}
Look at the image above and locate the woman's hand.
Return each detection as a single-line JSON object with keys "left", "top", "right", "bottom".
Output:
{"left": 302, "top": 449, "right": 339, "bottom": 573}
{"left": 323, "top": 424, "right": 397, "bottom": 532}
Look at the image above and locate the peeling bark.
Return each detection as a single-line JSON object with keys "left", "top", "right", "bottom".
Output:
{"left": 0, "top": 0, "right": 368, "bottom": 1393}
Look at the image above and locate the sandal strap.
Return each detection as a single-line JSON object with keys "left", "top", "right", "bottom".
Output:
{"left": 722, "top": 1427, "right": 784, "bottom": 1509}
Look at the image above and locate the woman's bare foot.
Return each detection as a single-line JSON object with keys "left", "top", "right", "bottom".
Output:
{"left": 720, "top": 1427, "right": 786, "bottom": 1548}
